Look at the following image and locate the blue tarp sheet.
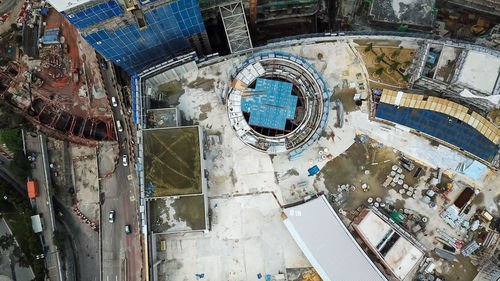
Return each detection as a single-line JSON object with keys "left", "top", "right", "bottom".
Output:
{"left": 241, "top": 78, "right": 297, "bottom": 130}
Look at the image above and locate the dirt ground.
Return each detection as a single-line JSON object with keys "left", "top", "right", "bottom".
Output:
{"left": 320, "top": 136, "right": 481, "bottom": 280}
{"left": 321, "top": 139, "right": 398, "bottom": 211}
{"left": 355, "top": 45, "right": 415, "bottom": 87}
{"left": 334, "top": 87, "right": 359, "bottom": 113}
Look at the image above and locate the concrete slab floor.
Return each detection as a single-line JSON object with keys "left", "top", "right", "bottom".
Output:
{"left": 156, "top": 193, "right": 309, "bottom": 281}
{"left": 147, "top": 40, "right": 500, "bottom": 281}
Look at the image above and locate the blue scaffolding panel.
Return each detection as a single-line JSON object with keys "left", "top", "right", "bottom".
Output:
{"left": 375, "top": 102, "right": 499, "bottom": 162}
{"left": 65, "top": 1, "right": 123, "bottom": 29}
{"left": 241, "top": 78, "right": 297, "bottom": 130}
{"left": 82, "top": 0, "right": 205, "bottom": 74}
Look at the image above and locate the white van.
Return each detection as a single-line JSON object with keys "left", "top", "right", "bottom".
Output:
{"left": 116, "top": 120, "right": 123, "bottom": 132}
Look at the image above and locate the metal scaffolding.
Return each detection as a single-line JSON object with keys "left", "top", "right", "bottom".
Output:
{"left": 219, "top": 1, "right": 253, "bottom": 53}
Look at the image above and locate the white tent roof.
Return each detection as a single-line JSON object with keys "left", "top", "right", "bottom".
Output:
{"left": 283, "top": 195, "right": 387, "bottom": 281}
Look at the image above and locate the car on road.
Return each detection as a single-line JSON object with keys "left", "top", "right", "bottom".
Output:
{"left": 116, "top": 120, "right": 123, "bottom": 132}
{"left": 111, "top": 96, "right": 118, "bottom": 107}
{"left": 100, "top": 58, "right": 108, "bottom": 70}
{"left": 109, "top": 210, "right": 115, "bottom": 223}
{"left": 125, "top": 224, "right": 131, "bottom": 234}
{"left": 122, "top": 154, "right": 128, "bottom": 167}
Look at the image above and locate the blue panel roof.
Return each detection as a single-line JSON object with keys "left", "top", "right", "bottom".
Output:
{"left": 82, "top": 0, "right": 205, "bottom": 74}
{"left": 241, "top": 78, "right": 297, "bottom": 130}
{"left": 66, "top": 0, "right": 123, "bottom": 29}
{"left": 41, "top": 28, "right": 60, "bottom": 44}
{"left": 375, "top": 102, "right": 499, "bottom": 162}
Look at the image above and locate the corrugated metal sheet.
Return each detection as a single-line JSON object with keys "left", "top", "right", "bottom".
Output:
{"left": 283, "top": 196, "right": 387, "bottom": 281}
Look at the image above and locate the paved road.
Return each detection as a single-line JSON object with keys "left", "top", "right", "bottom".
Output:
{"left": 0, "top": 142, "right": 80, "bottom": 281}
{"left": 99, "top": 56, "right": 142, "bottom": 281}
{"left": 25, "top": 135, "right": 62, "bottom": 281}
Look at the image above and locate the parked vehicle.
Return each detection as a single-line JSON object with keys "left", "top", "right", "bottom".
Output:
{"left": 125, "top": 224, "right": 131, "bottom": 234}
{"left": 109, "top": 210, "right": 115, "bottom": 223}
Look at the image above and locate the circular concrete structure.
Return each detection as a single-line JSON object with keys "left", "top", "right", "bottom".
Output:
{"left": 227, "top": 51, "right": 330, "bottom": 155}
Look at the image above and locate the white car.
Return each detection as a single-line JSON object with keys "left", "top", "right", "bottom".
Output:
{"left": 125, "top": 224, "right": 131, "bottom": 234}
{"left": 111, "top": 96, "right": 118, "bottom": 107}
{"left": 116, "top": 120, "right": 123, "bottom": 132}
{"left": 122, "top": 154, "right": 128, "bottom": 167}
{"left": 108, "top": 210, "right": 115, "bottom": 223}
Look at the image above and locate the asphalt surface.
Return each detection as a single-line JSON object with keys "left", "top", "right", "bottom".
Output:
{"left": 25, "top": 135, "right": 62, "bottom": 281}
{"left": 0, "top": 153, "right": 78, "bottom": 281}
{"left": 100, "top": 57, "right": 141, "bottom": 281}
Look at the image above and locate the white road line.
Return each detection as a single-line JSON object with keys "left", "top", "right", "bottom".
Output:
{"left": 107, "top": 276, "right": 109, "bottom": 281}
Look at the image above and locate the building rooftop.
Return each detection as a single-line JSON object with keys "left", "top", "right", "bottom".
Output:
{"left": 283, "top": 195, "right": 387, "bottom": 281}
{"left": 142, "top": 126, "right": 202, "bottom": 197}
{"left": 456, "top": 50, "right": 500, "bottom": 95}
{"left": 354, "top": 210, "right": 424, "bottom": 280}
{"left": 241, "top": 78, "right": 297, "bottom": 131}
{"left": 376, "top": 90, "right": 500, "bottom": 163}
{"left": 369, "top": 0, "right": 436, "bottom": 27}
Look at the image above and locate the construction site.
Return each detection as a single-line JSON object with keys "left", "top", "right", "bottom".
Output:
{"left": 2, "top": 0, "right": 500, "bottom": 280}
{"left": 0, "top": 1, "right": 116, "bottom": 145}
{"left": 132, "top": 32, "right": 500, "bottom": 281}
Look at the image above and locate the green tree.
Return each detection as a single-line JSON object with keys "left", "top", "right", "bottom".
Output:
{"left": 12, "top": 114, "right": 24, "bottom": 125}
{"left": 390, "top": 62, "right": 400, "bottom": 71}
{"left": 12, "top": 246, "right": 30, "bottom": 268}
{"left": 0, "top": 181, "right": 45, "bottom": 279}
{"left": 402, "top": 74, "right": 411, "bottom": 81}
{"left": 0, "top": 128, "right": 22, "bottom": 151}
{"left": 10, "top": 151, "right": 30, "bottom": 180}
{"left": 0, "top": 234, "right": 15, "bottom": 250}
{"left": 376, "top": 53, "right": 385, "bottom": 63}
{"left": 404, "top": 60, "right": 412, "bottom": 67}
{"left": 391, "top": 46, "right": 403, "bottom": 58}
{"left": 364, "top": 43, "right": 373, "bottom": 53}
{"left": 375, "top": 67, "right": 384, "bottom": 76}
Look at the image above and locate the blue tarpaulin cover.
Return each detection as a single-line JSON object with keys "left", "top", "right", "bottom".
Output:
{"left": 241, "top": 78, "right": 297, "bottom": 130}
